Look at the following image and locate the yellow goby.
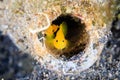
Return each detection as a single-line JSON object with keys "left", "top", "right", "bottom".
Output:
{"left": 44, "top": 24, "right": 58, "bottom": 44}
{"left": 53, "top": 22, "right": 68, "bottom": 50}
{"left": 44, "top": 24, "right": 58, "bottom": 39}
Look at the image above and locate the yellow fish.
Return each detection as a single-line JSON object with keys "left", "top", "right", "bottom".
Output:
{"left": 53, "top": 22, "right": 68, "bottom": 50}
{"left": 44, "top": 24, "right": 58, "bottom": 44}
{"left": 45, "top": 24, "right": 58, "bottom": 39}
